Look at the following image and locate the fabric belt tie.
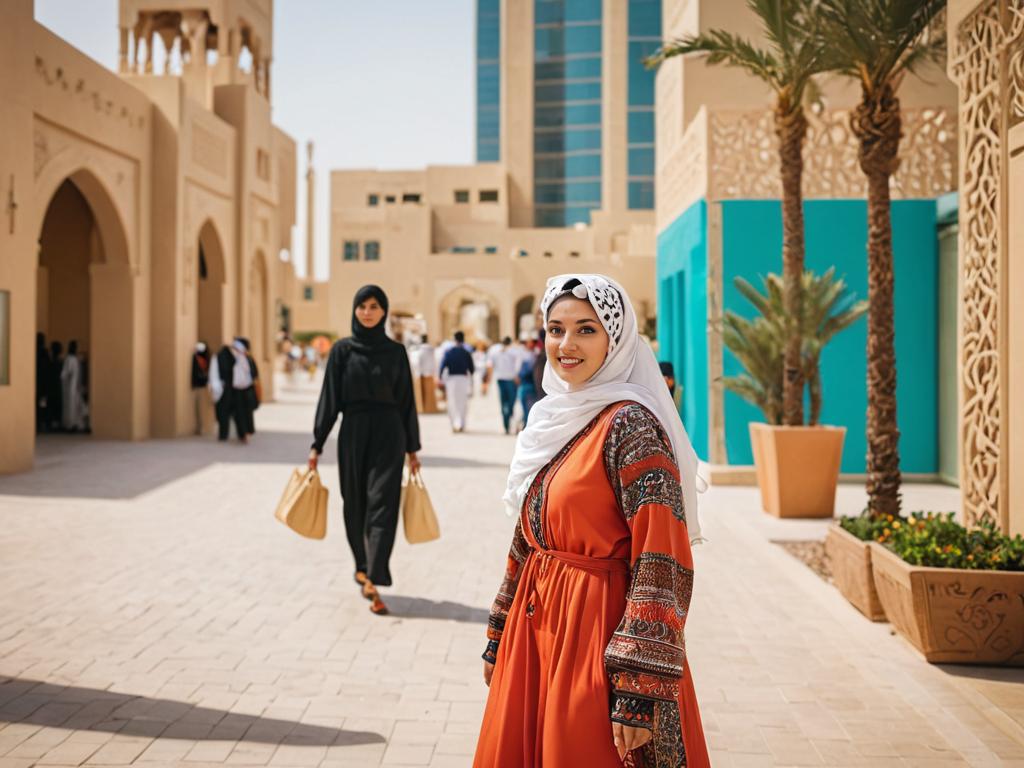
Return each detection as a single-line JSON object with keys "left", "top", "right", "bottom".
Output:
{"left": 525, "top": 549, "right": 629, "bottom": 619}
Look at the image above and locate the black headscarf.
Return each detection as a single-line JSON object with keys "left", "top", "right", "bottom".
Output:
{"left": 350, "top": 284, "right": 390, "bottom": 353}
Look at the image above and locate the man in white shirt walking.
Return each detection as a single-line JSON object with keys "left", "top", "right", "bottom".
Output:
{"left": 487, "top": 336, "right": 521, "bottom": 435}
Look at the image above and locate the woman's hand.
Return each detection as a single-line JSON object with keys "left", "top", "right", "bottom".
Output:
{"left": 483, "top": 660, "right": 495, "bottom": 687}
{"left": 407, "top": 452, "right": 421, "bottom": 475}
{"left": 308, "top": 448, "right": 319, "bottom": 471}
{"left": 611, "top": 723, "right": 652, "bottom": 761}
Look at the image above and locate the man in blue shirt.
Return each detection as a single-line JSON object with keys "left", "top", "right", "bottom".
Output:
{"left": 440, "top": 331, "right": 475, "bottom": 433}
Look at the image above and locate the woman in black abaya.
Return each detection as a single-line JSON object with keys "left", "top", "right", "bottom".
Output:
{"left": 309, "top": 285, "right": 422, "bottom": 615}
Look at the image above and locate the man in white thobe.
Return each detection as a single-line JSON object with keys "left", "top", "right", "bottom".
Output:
{"left": 439, "top": 331, "right": 475, "bottom": 433}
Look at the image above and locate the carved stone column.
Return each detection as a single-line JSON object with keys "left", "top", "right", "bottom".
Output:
{"left": 951, "top": 0, "right": 1024, "bottom": 532}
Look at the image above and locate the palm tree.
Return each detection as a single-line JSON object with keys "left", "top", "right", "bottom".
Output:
{"left": 647, "top": 0, "right": 832, "bottom": 427}
{"left": 724, "top": 270, "right": 867, "bottom": 426}
{"left": 817, "top": 0, "right": 946, "bottom": 518}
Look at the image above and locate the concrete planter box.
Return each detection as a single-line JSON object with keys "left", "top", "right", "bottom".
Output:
{"left": 749, "top": 423, "right": 845, "bottom": 518}
{"left": 870, "top": 543, "right": 1024, "bottom": 666}
{"left": 825, "top": 525, "right": 886, "bottom": 621}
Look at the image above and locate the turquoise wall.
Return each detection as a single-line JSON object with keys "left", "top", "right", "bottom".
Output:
{"left": 656, "top": 200, "right": 708, "bottom": 459}
{"left": 720, "top": 199, "right": 939, "bottom": 474}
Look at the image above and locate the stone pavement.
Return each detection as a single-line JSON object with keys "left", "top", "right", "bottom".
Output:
{"left": 1, "top": 373, "right": 1023, "bottom": 767}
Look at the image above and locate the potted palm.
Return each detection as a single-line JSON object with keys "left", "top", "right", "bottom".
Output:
{"left": 817, "top": 0, "right": 947, "bottom": 621}
{"left": 649, "top": 1, "right": 850, "bottom": 517}
{"left": 723, "top": 270, "right": 866, "bottom": 517}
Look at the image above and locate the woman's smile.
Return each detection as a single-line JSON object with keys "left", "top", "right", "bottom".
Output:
{"left": 558, "top": 356, "right": 584, "bottom": 369}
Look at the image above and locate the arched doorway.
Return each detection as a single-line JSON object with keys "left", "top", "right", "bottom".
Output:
{"left": 197, "top": 220, "right": 226, "bottom": 350}
{"left": 36, "top": 172, "right": 133, "bottom": 439}
{"left": 248, "top": 252, "right": 270, "bottom": 374}
{"left": 440, "top": 285, "right": 500, "bottom": 344}
{"left": 515, "top": 294, "right": 536, "bottom": 339}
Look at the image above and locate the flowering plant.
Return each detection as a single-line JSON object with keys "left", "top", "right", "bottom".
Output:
{"left": 839, "top": 511, "right": 1024, "bottom": 571}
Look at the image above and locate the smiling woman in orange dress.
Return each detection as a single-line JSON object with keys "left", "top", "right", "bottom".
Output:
{"left": 472, "top": 274, "right": 710, "bottom": 768}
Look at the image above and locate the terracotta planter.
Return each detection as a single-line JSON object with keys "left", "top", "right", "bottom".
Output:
{"left": 748, "top": 423, "right": 845, "bottom": 518}
{"left": 870, "top": 543, "right": 1024, "bottom": 666}
{"left": 825, "top": 525, "right": 886, "bottom": 621}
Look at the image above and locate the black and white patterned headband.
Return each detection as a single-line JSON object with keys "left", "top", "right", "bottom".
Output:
{"left": 541, "top": 276, "right": 626, "bottom": 351}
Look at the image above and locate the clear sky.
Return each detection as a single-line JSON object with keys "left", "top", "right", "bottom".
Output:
{"left": 34, "top": 0, "right": 476, "bottom": 280}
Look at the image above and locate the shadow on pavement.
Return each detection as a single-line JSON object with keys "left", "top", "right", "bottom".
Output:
{"left": 385, "top": 596, "right": 490, "bottom": 624}
{"left": 0, "top": 430, "right": 321, "bottom": 500}
{"left": 0, "top": 678, "right": 384, "bottom": 745}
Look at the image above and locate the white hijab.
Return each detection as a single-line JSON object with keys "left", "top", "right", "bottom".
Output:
{"left": 503, "top": 274, "right": 704, "bottom": 544}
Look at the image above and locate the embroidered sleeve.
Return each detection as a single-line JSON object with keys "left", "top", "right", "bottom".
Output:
{"left": 482, "top": 518, "right": 531, "bottom": 663}
{"left": 603, "top": 404, "right": 694, "bottom": 742}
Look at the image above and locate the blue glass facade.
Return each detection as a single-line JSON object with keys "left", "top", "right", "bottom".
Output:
{"left": 534, "top": 0, "right": 603, "bottom": 228}
{"left": 628, "top": 0, "right": 660, "bottom": 209}
{"left": 477, "top": 0, "right": 501, "bottom": 162}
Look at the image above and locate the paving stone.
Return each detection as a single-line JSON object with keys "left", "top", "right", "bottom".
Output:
{"left": 1, "top": 374, "right": 1022, "bottom": 766}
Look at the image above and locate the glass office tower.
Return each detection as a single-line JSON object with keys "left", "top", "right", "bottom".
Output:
{"left": 627, "top": 0, "right": 659, "bottom": 209}
{"left": 476, "top": 0, "right": 501, "bottom": 162}
{"left": 533, "top": 0, "right": 603, "bottom": 227}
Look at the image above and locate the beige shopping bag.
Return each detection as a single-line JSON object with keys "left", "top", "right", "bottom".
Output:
{"left": 274, "top": 467, "right": 328, "bottom": 540}
{"left": 401, "top": 466, "right": 440, "bottom": 544}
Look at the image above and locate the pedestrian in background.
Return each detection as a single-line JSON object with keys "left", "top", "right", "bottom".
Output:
{"left": 36, "top": 333, "right": 51, "bottom": 433}
{"left": 209, "top": 338, "right": 256, "bottom": 443}
{"left": 191, "top": 342, "right": 210, "bottom": 435}
{"left": 515, "top": 340, "right": 539, "bottom": 428}
{"left": 308, "top": 285, "right": 421, "bottom": 616}
{"left": 440, "top": 330, "right": 474, "bottom": 433}
{"left": 416, "top": 336, "right": 441, "bottom": 413}
{"left": 46, "top": 341, "right": 63, "bottom": 432}
{"left": 487, "top": 337, "right": 520, "bottom": 435}
{"left": 60, "top": 340, "right": 87, "bottom": 432}
{"left": 240, "top": 337, "right": 261, "bottom": 435}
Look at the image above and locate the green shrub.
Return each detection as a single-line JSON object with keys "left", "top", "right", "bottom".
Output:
{"left": 839, "top": 511, "right": 1024, "bottom": 571}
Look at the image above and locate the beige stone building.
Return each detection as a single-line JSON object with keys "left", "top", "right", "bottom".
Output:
{"left": 947, "top": 0, "right": 1024, "bottom": 535}
{"left": 0, "top": 0, "right": 298, "bottom": 474}
{"left": 316, "top": 0, "right": 662, "bottom": 344}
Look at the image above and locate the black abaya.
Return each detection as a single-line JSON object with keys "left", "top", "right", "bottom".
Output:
{"left": 312, "top": 337, "right": 421, "bottom": 587}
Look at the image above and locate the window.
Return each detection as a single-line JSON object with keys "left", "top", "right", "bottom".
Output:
{"left": 402, "top": 193, "right": 422, "bottom": 203}
{"left": 517, "top": 248, "right": 529, "bottom": 258}
{"left": 303, "top": 286, "right": 314, "bottom": 301}
{"left": 484, "top": 246, "right": 498, "bottom": 254}
{"left": 454, "top": 189, "right": 470, "bottom": 203}
{"left": 365, "top": 241, "right": 381, "bottom": 261}
{"left": 480, "top": 189, "right": 499, "bottom": 203}
{"left": 451, "top": 245, "right": 477, "bottom": 254}
{"left": 367, "top": 194, "right": 379, "bottom": 207}
{"left": 343, "top": 241, "right": 359, "bottom": 261}
{"left": 543, "top": 251, "right": 553, "bottom": 258}
{"left": 385, "top": 195, "right": 396, "bottom": 203}
{"left": 569, "top": 250, "right": 581, "bottom": 258}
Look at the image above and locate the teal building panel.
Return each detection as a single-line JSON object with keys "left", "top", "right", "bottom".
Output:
{"left": 719, "top": 199, "right": 939, "bottom": 474}
{"left": 656, "top": 199, "right": 709, "bottom": 459}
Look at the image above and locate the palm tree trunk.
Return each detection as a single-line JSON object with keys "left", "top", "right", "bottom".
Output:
{"left": 853, "top": 86, "right": 902, "bottom": 518}
{"left": 776, "top": 105, "right": 807, "bottom": 427}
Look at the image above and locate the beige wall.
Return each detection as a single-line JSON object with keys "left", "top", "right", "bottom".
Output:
{"left": 0, "top": 0, "right": 298, "bottom": 473}
{"left": 948, "top": 0, "right": 1024, "bottom": 535}
{"left": 327, "top": 166, "right": 656, "bottom": 346}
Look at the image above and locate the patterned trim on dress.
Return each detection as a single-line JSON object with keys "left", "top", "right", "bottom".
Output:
{"left": 641, "top": 701, "right": 687, "bottom": 768}
{"left": 603, "top": 404, "right": 686, "bottom": 524}
{"left": 606, "top": 553, "right": 693, "bottom": 678}
{"left": 481, "top": 639, "right": 500, "bottom": 665}
{"left": 486, "top": 519, "right": 530, "bottom": 645}
{"left": 611, "top": 693, "right": 655, "bottom": 729}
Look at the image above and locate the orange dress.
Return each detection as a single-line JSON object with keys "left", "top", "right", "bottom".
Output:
{"left": 474, "top": 402, "right": 709, "bottom": 768}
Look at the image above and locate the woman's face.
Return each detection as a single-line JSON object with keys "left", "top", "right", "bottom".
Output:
{"left": 355, "top": 297, "right": 385, "bottom": 329}
{"left": 545, "top": 297, "right": 609, "bottom": 388}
